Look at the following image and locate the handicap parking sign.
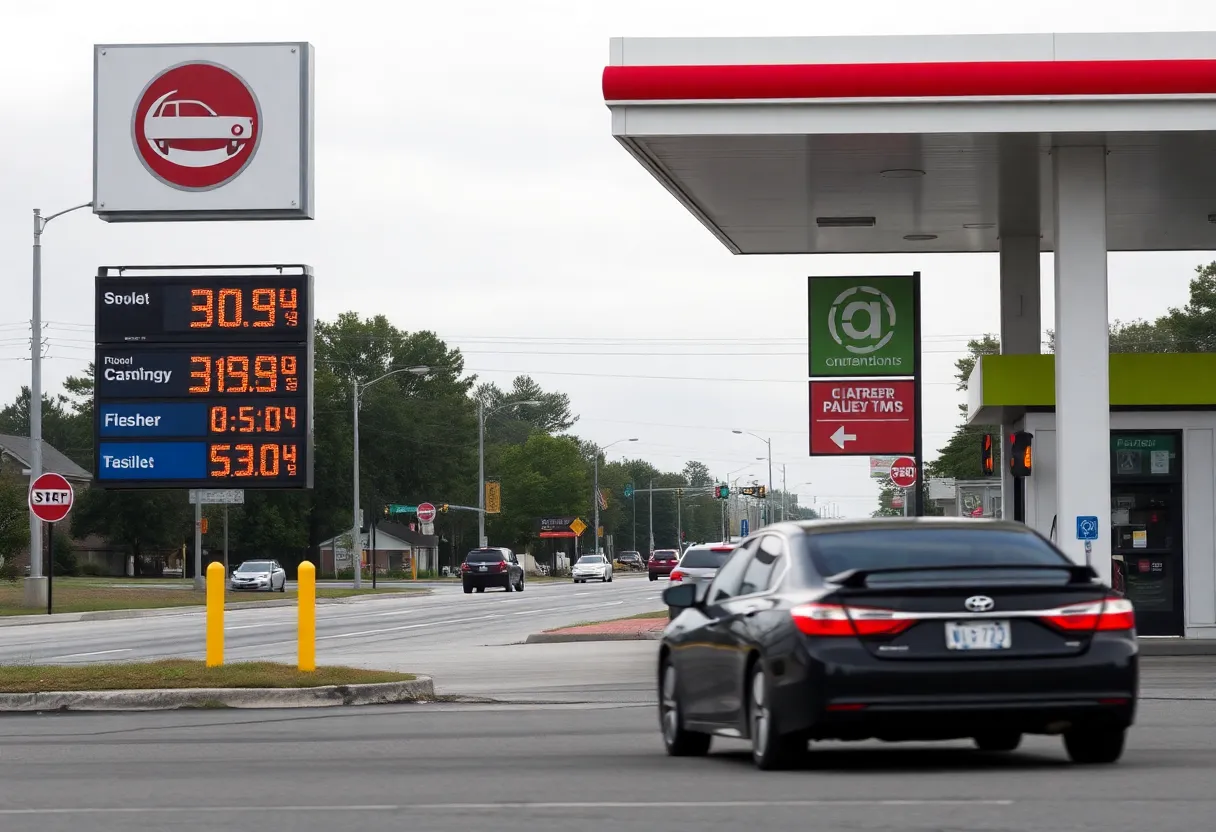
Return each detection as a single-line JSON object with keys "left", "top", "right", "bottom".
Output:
{"left": 1076, "top": 516, "right": 1099, "bottom": 540}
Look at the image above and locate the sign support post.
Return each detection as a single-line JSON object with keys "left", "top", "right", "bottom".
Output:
{"left": 194, "top": 499, "right": 204, "bottom": 591}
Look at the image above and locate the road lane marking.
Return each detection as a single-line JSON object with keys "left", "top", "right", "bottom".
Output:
{"left": 45, "top": 648, "right": 132, "bottom": 660}
{"left": 0, "top": 800, "right": 1016, "bottom": 815}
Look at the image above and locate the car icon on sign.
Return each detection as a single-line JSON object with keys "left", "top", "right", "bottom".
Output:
{"left": 142, "top": 91, "right": 254, "bottom": 168}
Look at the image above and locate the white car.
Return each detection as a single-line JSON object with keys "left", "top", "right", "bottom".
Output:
{"left": 572, "top": 554, "right": 614, "bottom": 583}
{"left": 230, "top": 560, "right": 287, "bottom": 592}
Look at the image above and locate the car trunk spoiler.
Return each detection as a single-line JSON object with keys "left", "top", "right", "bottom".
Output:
{"left": 825, "top": 563, "right": 1099, "bottom": 591}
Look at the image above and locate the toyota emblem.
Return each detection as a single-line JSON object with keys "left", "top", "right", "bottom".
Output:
{"left": 964, "top": 595, "right": 995, "bottom": 612}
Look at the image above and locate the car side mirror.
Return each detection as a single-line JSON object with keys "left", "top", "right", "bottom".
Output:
{"left": 662, "top": 582, "right": 698, "bottom": 610}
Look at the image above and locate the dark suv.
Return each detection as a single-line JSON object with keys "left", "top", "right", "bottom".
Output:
{"left": 648, "top": 549, "right": 680, "bottom": 581}
{"left": 462, "top": 548, "right": 525, "bottom": 593}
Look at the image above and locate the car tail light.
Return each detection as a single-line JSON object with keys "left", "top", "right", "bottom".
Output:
{"left": 461, "top": 562, "right": 471, "bottom": 572}
{"left": 790, "top": 603, "right": 915, "bottom": 637}
{"left": 1039, "top": 597, "right": 1135, "bottom": 632}
{"left": 495, "top": 561, "right": 508, "bottom": 572}
{"left": 669, "top": 569, "right": 684, "bottom": 582}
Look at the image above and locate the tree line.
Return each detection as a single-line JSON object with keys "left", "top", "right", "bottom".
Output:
{"left": 874, "top": 261, "right": 1216, "bottom": 515}
{"left": 0, "top": 312, "right": 809, "bottom": 575}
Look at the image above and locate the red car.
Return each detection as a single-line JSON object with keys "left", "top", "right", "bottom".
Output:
{"left": 648, "top": 549, "right": 680, "bottom": 581}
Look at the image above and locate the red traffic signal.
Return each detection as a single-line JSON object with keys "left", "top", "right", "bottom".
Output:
{"left": 981, "top": 434, "right": 995, "bottom": 476}
{"left": 1009, "top": 431, "right": 1033, "bottom": 477}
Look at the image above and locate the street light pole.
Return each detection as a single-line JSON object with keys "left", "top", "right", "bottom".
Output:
{"left": 27, "top": 202, "right": 92, "bottom": 607}
{"left": 733, "top": 430, "right": 773, "bottom": 527}
{"left": 593, "top": 438, "right": 637, "bottom": 556}
{"left": 477, "top": 400, "right": 541, "bottom": 549}
{"left": 352, "top": 365, "right": 430, "bottom": 590}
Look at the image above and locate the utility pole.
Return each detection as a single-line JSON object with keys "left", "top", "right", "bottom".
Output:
{"left": 781, "top": 464, "right": 787, "bottom": 521}
{"left": 632, "top": 488, "right": 637, "bottom": 551}
{"left": 593, "top": 451, "right": 600, "bottom": 556}
{"left": 648, "top": 478, "right": 654, "bottom": 553}
{"left": 676, "top": 488, "right": 683, "bottom": 552}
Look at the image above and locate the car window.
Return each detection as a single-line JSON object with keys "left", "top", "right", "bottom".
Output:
{"left": 577, "top": 556, "right": 604, "bottom": 564}
{"left": 739, "top": 535, "right": 784, "bottom": 596}
{"left": 707, "top": 540, "right": 757, "bottom": 604}
{"left": 680, "top": 548, "right": 732, "bottom": 569}
{"left": 237, "top": 561, "right": 272, "bottom": 572}
{"left": 806, "top": 528, "right": 1072, "bottom": 578}
{"left": 465, "top": 550, "right": 506, "bottom": 564}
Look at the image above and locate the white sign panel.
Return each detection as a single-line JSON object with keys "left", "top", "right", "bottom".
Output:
{"left": 94, "top": 42, "right": 315, "bottom": 222}
{"left": 188, "top": 489, "right": 245, "bottom": 504}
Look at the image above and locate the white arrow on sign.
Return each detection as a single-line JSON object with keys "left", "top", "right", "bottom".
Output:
{"left": 830, "top": 426, "right": 858, "bottom": 449}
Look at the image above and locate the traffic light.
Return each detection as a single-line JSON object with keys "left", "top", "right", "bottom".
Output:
{"left": 200, "top": 517, "right": 209, "bottom": 534}
{"left": 756, "top": 486, "right": 767, "bottom": 498}
{"left": 382, "top": 504, "right": 391, "bottom": 519}
{"left": 1009, "top": 431, "right": 1033, "bottom": 477}
{"left": 676, "top": 488, "right": 684, "bottom": 498}
{"left": 715, "top": 484, "right": 730, "bottom": 499}
{"left": 981, "top": 434, "right": 995, "bottom": 476}
{"left": 440, "top": 503, "right": 450, "bottom": 514}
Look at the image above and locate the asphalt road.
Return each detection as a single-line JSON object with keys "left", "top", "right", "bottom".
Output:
{"left": 0, "top": 575, "right": 663, "bottom": 699}
{"left": 0, "top": 665, "right": 1213, "bottom": 832}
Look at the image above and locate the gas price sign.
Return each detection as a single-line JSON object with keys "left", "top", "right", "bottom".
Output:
{"left": 94, "top": 267, "right": 314, "bottom": 490}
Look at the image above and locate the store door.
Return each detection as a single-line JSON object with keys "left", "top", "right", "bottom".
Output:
{"left": 1110, "top": 432, "right": 1185, "bottom": 637}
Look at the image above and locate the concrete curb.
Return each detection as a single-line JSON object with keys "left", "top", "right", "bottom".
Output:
{"left": 0, "top": 677, "right": 434, "bottom": 712}
{"left": 525, "top": 631, "right": 663, "bottom": 644}
{"left": 1139, "top": 639, "right": 1216, "bottom": 657}
{"left": 0, "top": 590, "right": 432, "bottom": 628}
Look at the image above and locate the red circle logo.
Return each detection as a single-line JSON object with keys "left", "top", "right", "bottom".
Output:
{"left": 29, "top": 472, "right": 75, "bottom": 524}
{"left": 417, "top": 503, "right": 437, "bottom": 522}
{"left": 889, "top": 457, "right": 918, "bottom": 489}
{"left": 131, "top": 62, "right": 262, "bottom": 191}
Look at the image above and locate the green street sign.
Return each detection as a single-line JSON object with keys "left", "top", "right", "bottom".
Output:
{"left": 387, "top": 504, "right": 417, "bottom": 514}
{"left": 809, "top": 276, "right": 916, "bottom": 377}
{"left": 623, "top": 483, "right": 634, "bottom": 498}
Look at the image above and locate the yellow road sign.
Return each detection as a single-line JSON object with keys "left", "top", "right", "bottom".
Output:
{"left": 569, "top": 517, "right": 587, "bottom": 536}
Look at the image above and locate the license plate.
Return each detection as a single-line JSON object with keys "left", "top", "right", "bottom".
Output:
{"left": 945, "top": 620, "right": 1011, "bottom": 650}
{"left": 478, "top": 566, "right": 487, "bottom": 572}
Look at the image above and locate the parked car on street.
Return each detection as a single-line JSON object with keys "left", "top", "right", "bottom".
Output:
{"left": 648, "top": 549, "right": 680, "bottom": 581}
{"left": 230, "top": 560, "right": 287, "bottom": 592}
{"left": 462, "top": 548, "right": 525, "bottom": 593}
{"left": 657, "top": 518, "right": 1138, "bottom": 770}
{"left": 573, "top": 554, "right": 614, "bottom": 583}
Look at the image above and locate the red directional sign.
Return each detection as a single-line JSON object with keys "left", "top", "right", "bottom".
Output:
{"left": 889, "top": 457, "right": 918, "bottom": 488}
{"left": 133, "top": 62, "right": 262, "bottom": 191}
{"left": 417, "top": 502, "right": 437, "bottom": 523}
{"left": 28, "top": 472, "right": 75, "bottom": 524}
{"left": 809, "top": 380, "right": 915, "bottom": 456}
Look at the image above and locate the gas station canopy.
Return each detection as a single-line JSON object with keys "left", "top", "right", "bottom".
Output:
{"left": 603, "top": 32, "right": 1216, "bottom": 255}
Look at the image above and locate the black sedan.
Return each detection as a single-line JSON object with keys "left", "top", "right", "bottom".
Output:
{"left": 657, "top": 518, "right": 1138, "bottom": 770}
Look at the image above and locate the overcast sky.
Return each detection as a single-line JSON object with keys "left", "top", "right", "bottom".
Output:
{"left": 2, "top": 0, "right": 1215, "bottom": 517}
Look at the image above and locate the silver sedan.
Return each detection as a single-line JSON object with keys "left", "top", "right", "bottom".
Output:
{"left": 572, "top": 554, "right": 614, "bottom": 583}
{"left": 229, "top": 560, "right": 288, "bottom": 592}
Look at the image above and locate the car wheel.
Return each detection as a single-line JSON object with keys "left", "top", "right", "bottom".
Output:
{"left": 659, "top": 658, "right": 711, "bottom": 757}
{"left": 974, "top": 732, "right": 1022, "bottom": 752}
{"left": 476, "top": 586, "right": 485, "bottom": 594}
{"left": 748, "top": 662, "right": 807, "bottom": 771}
{"left": 504, "top": 580, "right": 513, "bottom": 593}
{"left": 649, "top": 574, "right": 657, "bottom": 582}
{"left": 463, "top": 584, "right": 473, "bottom": 594}
{"left": 516, "top": 577, "right": 525, "bottom": 592}
{"left": 607, "top": 574, "right": 613, "bottom": 582}
{"left": 1063, "top": 726, "right": 1126, "bottom": 764}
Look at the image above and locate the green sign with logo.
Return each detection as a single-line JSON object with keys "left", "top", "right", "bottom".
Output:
{"left": 1111, "top": 433, "right": 1178, "bottom": 478}
{"left": 809, "top": 276, "right": 916, "bottom": 377}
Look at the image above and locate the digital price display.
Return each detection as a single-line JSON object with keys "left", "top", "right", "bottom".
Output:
{"left": 94, "top": 267, "right": 314, "bottom": 490}
{"left": 95, "top": 273, "right": 310, "bottom": 342}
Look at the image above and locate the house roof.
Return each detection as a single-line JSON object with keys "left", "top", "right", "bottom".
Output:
{"left": 0, "top": 434, "right": 92, "bottom": 482}
{"left": 318, "top": 521, "right": 439, "bottom": 551}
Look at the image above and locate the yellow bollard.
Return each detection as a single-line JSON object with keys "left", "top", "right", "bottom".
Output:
{"left": 298, "top": 560, "right": 316, "bottom": 672}
{"left": 205, "top": 561, "right": 225, "bottom": 667}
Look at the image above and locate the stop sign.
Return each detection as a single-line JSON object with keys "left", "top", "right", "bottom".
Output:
{"left": 29, "top": 472, "right": 74, "bottom": 523}
{"left": 417, "top": 502, "right": 437, "bottom": 523}
{"left": 889, "top": 457, "right": 918, "bottom": 489}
